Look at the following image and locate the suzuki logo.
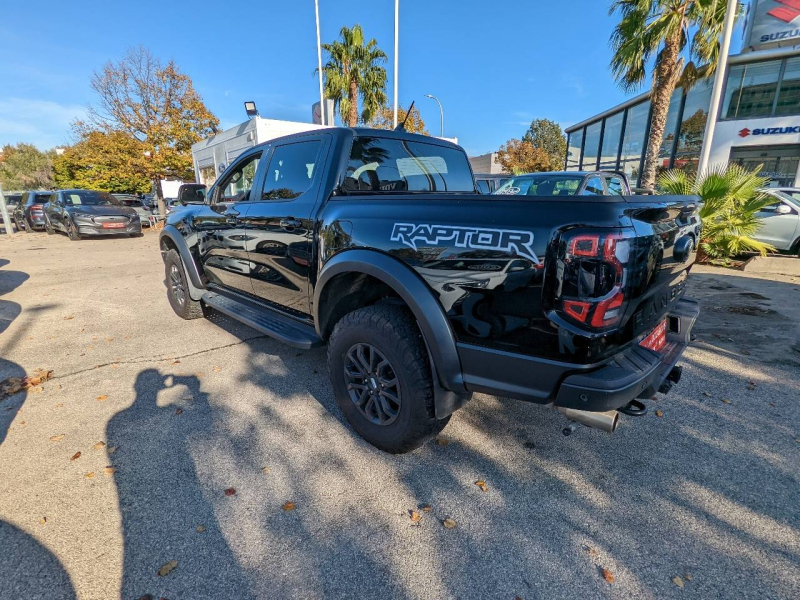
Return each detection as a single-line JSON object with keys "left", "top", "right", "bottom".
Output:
{"left": 739, "top": 128, "right": 751, "bottom": 138}
{"left": 770, "top": 0, "right": 800, "bottom": 24}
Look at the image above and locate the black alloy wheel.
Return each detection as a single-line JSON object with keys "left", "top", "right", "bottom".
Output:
{"left": 169, "top": 262, "right": 186, "bottom": 308}
{"left": 344, "top": 343, "right": 402, "bottom": 426}
{"left": 67, "top": 218, "right": 81, "bottom": 241}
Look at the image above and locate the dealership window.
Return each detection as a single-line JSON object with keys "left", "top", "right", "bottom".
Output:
{"left": 723, "top": 60, "right": 782, "bottom": 119}
{"left": 775, "top": 57, "right": 800, "bottom": 117}
{"left": 566, "top": 129, "right": 583, "bottom": 171}
{"left": 599, "top": 112, "right": 623, "bottom": 170}
{"left": 619, "top": 100, "right": 649, "bottom": 185}
{"left": 657, "top": 89, "right": 683, "bottom": 174}
{"left": 581, "top": 121, "right": 602, "bottom": 170}
{"left": 674, "top": 79, "right": 712, "bottom": 175}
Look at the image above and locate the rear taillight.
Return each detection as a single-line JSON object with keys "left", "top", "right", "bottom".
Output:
{"left": 30, "top": 205, "right": 44, "bottom": 213}
{"left": 550, "top": 230, "right": 633, "bottom": 331}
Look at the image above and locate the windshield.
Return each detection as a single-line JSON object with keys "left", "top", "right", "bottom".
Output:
{"left": 763, "top": 189, "right": 800, "bottom": 208}
{"left": 63, "top": 191, "right": 120, "bottom": 206}
{"left": 494, "top": 174, "right": 584, "bottom": 196}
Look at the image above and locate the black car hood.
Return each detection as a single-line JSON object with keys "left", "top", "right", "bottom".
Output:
{"left": 66, "top": 205, "right": 136, "bottom": 217}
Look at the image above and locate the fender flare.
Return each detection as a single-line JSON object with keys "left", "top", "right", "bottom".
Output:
{"left": 159, "top": 225, "right": 205, "bottom": 301}
{"left": 314, "top": 249, "right": 466, "bottom": 395}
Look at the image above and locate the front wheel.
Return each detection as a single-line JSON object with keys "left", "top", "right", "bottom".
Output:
{"left": 328, "top": 303, "right": 450, "bottom": 453}
{"left": 164, "top": 249, "right": 203, "bottom": 320}
{"left": 67, "top": 219, "right": 81, "bottom": 241}
{"left": 45, "top": 218, "right": 54, "bottom": 235}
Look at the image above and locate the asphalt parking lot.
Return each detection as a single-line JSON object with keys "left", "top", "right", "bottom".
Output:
{"left": 1, "top": 230, "right": 799, "bottom": 600}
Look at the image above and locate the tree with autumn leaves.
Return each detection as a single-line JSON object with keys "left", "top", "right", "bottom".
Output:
{"left": 55, "top": 47, "right": 218, "bottom": 215}
{"left": 495, "top": 118, "right": 567, "bottom": 175}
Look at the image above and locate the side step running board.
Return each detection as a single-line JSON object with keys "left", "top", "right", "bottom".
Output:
{"left": 201, "top": 291, "right": 323, "bottom": 350}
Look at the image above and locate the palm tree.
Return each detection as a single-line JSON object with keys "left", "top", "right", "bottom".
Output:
{"left": 321, "top": 24, "right": 388, "bottom": 127}
{"left": 658, "top": 164, "right": 775, "bottom": 261}
{"left": 609, "top": 0, "right": 743, "bottom": 190}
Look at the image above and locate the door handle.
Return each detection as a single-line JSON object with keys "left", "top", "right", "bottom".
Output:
{"left": 279, "top": 218, "right": 302, "bottom": 229}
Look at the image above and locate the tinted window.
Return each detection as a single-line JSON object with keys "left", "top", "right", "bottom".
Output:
{"left": 582, "top": 122, "right": 601, "bottom": 170}
{"left": 261, "top": 141, "right": 322, "bottom": 200}
{"left": 619, "top": 100, "right": 649, "bottom": 185}
{"left": 606, "top": 176, "right": 624, "bottom": 195}
{"left": 476, "top": 179, "right": 491, "bottom": 194}
{"left": 776, "top": 57, "right": 800, "bottom": 116}
{"left": 345, "top": 137, "right": 475, "bottom": 193}
{"left": 581, "top": 177, "right": 605, "bottom": 196}
{"left": 658, "top": 88, "right": 682, "bottom": 170}
{"left": 218, "top": 152, "right": 261, "bottom": 203}
{"left": 63, "top": 191, "right": 119, "bottom": 206}
{"left": 566, "top": 129, "right": 583, "bottom": 171}
{"left": 723, "top": 61, "right": 782, "bottom": 119}
{"left": 599, "top": 112, "right": 623, "bottom": 170}
{"left": 494, "top": 174, "right": 583, "bottom": 196}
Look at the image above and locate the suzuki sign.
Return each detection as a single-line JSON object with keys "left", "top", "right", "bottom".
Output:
{"left": 738, "top": 125, "right": 800, "bottom": 137}
{"left": 745, "top": 0, "right": 800, "bottom": 48}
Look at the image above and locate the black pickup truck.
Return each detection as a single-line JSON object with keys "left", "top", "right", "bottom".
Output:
{"left": 159, "top": 128, "right": 700, "bottom": 453}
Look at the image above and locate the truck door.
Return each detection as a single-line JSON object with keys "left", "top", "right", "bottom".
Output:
{"left": 241, "top": 135, "right": 330, "bottom": 316}
{"left": 194, "top": 149, "right": 263, "bottom": 295}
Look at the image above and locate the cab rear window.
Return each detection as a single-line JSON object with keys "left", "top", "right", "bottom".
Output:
{"left": 494, "top": 174, "right": 583, "bottom": 196}
{"left": 345, "top": 137, "right": 475, "bottom": 193}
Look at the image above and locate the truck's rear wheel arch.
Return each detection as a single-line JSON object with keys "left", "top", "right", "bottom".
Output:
{"left": 314, "top": 250, "right": 466, "bottom": 394}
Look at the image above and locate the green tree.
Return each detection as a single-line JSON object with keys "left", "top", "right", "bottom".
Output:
{"left": 609, "top": 0, "right": 743, "bottom": 189}
{"left": 522, "top": 119, "right": 567, "bottom": 171}
{"left": 369, "top": 104, "right": 428, "bottom": 134}
{"left": 0, "top": 143, "right": 55, "bottom": 191}
{"left": 80, "top": 46, "right": 218, "bottom": 214}
{"left": 320, "top": 24, "right": 388, "bottom": 127}
{"left": 53, "top": 131, "right": 151, "bottom": 193}
{"left": 658, "top": 163, "right": 774, "bottom": 262}
{"left": 495, "top": 138, "right": 552, "bottom": 175}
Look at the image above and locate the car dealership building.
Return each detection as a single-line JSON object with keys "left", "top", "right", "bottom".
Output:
{"left": 565, "top": 0, "right": 800, "bottom": 188}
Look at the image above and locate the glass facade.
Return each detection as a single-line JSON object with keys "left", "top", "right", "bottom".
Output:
{"left": 565, "top": 53, "right": 800, "bottom": 187}
{"left": 599, "top": 112, "right": 624, "bottom": 170}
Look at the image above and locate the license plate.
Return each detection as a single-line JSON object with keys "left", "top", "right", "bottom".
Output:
{"left": 640, "top": 319, "right": 667, "bottom": 353}
{"left": 102, "top": 222, "right": 125, "bottom": 229}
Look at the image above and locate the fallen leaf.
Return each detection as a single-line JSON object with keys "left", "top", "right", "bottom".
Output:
{"left": 442, "top": 518, "right": 457, "bottom": 529}
{"left": 410, "top": 510, "right": 421, "bottom": 523}
{"left": 96, "top": 395, "right": 107, "bottom": 402}
{"left": 212, "top": 366, "right": 222, "bottom": 373}
{"left": 63, "top": 315, "right": 75, "bottom": 320}
{"left": 106, "top": 337, "right": 114, "bottom": 342}
{"left": 196, "top": 525, "right": 206, "bottom": 533}
{"left": 70, "top": 452, "right": 81, "bottom": 461}
{"left": 435, "top": 438, "right": 449, "bottom": 446}
{"left": 84, "top": 472, "right": 95, "bottom": 478}
{"left": 40, "top": 517, "right": 47, "bottom": 525}
{"left": 261, "top": 467, "right": 270, "bottom": 475}
{"left": 195, "top": 372, "right": 204, "bottom": 379}
{"left": 103, "top": 466, "right": 117, "bottom": 476}
{"left": 50, "top": 434, "right": 65, "bottom": 442}
{"left": 421, "top": 504, "right": 432, "bottom": 513}
{"left": 769, "top": 402, "right": 776, "bottom": 407}
{"left": 742, "top": 349, "right": 751, "bottom": 355}
{"left": 175, "top": 408, "right": 183, "bottom": 415}
{"left": 110, "top": 364, "right": 120, "bottom": 369}
{"left": 655, "top": 410, "right": 664, "bottom": 418}
{"left": 282, "top": 501, "right": 296, "bottom": 511}
{"left": 79, "top": 328, "right": 85, "bottom": 333}
{"left": 721, "top": 398, "right": 731, "bottom": 404}
{"left": 157, "top": 560, "right": 178, "bottom": 577}
{"left": 474, "top": 480, "right": 488, "bottom": 492}
{"left": 29, "top": 386, "right": 43, "bottom": 394}
{"left": 172, "top": 360, "right": 181, "bottom": 364}
{"left": 601, "top": 568, "right": 615, "bottom": 584}
{"left": 672, "top": 576, "right": 684, "bottom": 588}
{"left": 702, "top": 391, "right": 711, "bottom": 397}
{"left": 747, "top": 384, "right": 756, "bottom": 391}
{"left": 93, "top": 441, "right": 106, "bottom": 450}
{"left": 684, "top": 573, "right": 693, "bottom": 581}
{"left": 584, "top": 545, "right": 599, "bottom": 557}
{"left": 224, "top": 487, "right": 236, "bottom": 497}
{"left": 54, "top": 403, "right": 63, "bottom": 408}
{"left": 108, "top": 446, "right": 118, "bottom": 454}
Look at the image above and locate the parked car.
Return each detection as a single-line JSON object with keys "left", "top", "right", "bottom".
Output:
{"left": 3, "top": 193, "right": 22, "bottom": 207}
{"left": 12, "top": 191, "right": 52, "bottom": 232}
{"left": 113, "top": 194, "right": 153, "bottom": 227}
{"left": 159, "top": 127, "right": 700, "bottom": 453}
{"left": 44, "top": 189, "right": 142, "bottom": 241}
{"left": 771, "top": 187, "right": 800, "bottom": 202}
{"left": 754, "top": 188, "right": 800, "bottom": 255}
{"left": 474, "top": 173, "right": 511, "bottom": 194}
{"left": 493, "top": 171, "right": 633, "bottom": 196}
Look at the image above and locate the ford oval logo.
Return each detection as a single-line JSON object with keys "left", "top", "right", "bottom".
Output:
{"left": 673, "top": 235, "right": 694, "bottom": 263}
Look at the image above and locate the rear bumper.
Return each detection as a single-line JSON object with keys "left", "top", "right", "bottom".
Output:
{"left": 459, "top": 298, "right": 700, "bottom": 412}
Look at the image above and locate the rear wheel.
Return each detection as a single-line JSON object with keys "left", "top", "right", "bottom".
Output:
{"left": 164, "top": 249, "right": 203, "bottom": 320}
{"left": 24, "top": 218, "right": 33, "bottom": 233}
{"left": 328, "top": 303, "right": 450, "bottom": 453}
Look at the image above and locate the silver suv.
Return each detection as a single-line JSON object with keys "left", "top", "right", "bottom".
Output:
{"left": 755, "top": 189, "right": 800, "bottom": 255}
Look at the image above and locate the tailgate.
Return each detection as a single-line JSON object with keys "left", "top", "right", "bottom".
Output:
{"left": 621, "top": 194, "right": 701, "bottom": 340}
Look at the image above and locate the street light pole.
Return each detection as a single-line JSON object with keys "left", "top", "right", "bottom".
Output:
{"left": 393, "top": 0, "right": 399, "bottom": 128}
{"left": 697, "top": 0, "right": 738, "bottom": 176}
{"left": 315, "top": 0, "right": 326, "bottom": 125}
{"left": 424, "top": 94, "right": 444, "bottom": 137}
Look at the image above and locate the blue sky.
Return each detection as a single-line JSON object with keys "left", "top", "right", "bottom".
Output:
{"left": 0, "top": 0, "right": 746, "bottom": 157}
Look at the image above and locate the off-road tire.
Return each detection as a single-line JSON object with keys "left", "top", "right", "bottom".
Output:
{"left": 164, "top": 249, "right": 203, "bottom": 320}
{"left": 67, "top": 218, "right": 81, "bottom": 241}
{"left": 328, "top": 303, "right": 450, "bottom": 453}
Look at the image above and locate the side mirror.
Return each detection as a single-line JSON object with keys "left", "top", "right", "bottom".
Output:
{"left": 177, "top": 184, "right": 207, "bottom": 206}
{"left": 775, "top": 204, "right": 792, "bottom": 215}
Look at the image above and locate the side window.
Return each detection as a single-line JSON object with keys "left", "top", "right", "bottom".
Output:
{"left": 216, "top": 152, "right": 261, "bottom": 203}
{"left": 759, "top": 202, "right": 780, "bottom": 213}
{"left": 606, "top": 176, "right": 624, "bottom": 196}
{"left": 581, "top": 177, "right": 605, "bottom": 196}
{"left": 260, "top": 141, "right": 323, "bottom": 200}
{"left": 476, "top": 180, "right": 490, "bottom": 194}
